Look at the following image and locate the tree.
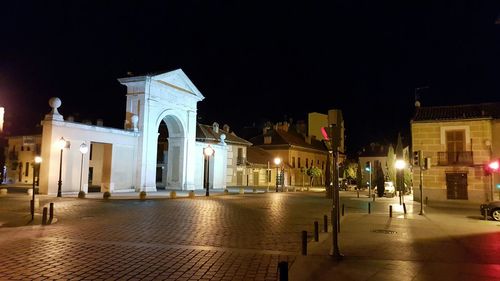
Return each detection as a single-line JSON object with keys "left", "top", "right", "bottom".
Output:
{"left": 376, "top": 162, "right": 385, "bottom": 197}
{"left": 307, "top": 166, "right": 322, "bottom": 188}
{"left": 386, "top": 145, "right": 396, "bottom": 183}
{"left": 356, "top": 161, "right": 363, "bottom": 189}
{"left": 344, "top": 161, "right": 358, "bottom": 182}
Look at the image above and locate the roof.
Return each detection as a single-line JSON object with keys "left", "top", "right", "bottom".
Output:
{"left": 412, "top": 102, "right": 500, "bottom": 122}
{"left": 196, "top": 124, "right": 252, "bottom": 146}
{"left": 247, "top": 146, "right": 274, "bottom": 166}
{"left": 358, "top": 143, "right": 390, "bottom": 157}
{"left": 249, "top": 129, "right": 327, "bottom": 152}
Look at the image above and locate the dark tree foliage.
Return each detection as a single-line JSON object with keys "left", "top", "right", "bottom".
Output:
{"left": 376, "top": 162, "right": 385, "bottom": 197}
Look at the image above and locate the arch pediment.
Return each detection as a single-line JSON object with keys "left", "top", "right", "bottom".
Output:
{"left": 151, "top": 69, "right": 204, "bottom": 101}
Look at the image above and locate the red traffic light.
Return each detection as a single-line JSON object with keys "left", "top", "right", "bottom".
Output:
{"left": 488, "top": 160, "right": 499, "bottom": 171}
{"left": 321, "top": 127, "right": 330, "bottom": 140}
{"left": 485, "top": 160, "right": 500, "bottom": 175}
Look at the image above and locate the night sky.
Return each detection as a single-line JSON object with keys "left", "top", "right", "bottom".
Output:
{"left": 1, "top": 1, "right": 499, "bottom": 157}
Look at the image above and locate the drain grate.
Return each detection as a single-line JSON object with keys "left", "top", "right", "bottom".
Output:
{"left": 372, "top": 229, "right": 397, "bottom": 234}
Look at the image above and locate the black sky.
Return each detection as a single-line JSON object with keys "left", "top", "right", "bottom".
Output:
{"left": 1, "top": 1, "right": 499, "bottom": 157}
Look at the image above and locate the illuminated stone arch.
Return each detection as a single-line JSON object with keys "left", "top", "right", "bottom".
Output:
{"left": 119, "top": 69, "right": 204, "bottom": 191}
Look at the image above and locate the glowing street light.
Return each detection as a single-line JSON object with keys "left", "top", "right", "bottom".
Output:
{"left": 395, "top": 159, "right": 406, "bottom": 205}
{"left": 78, "top": 142, "right": 88, "bottom": 199}
{"left": 31, "top": 156, "right": 42, "bottom": 220}
{"left": 274, "top": 157, "right": 282, "bottom": 192}
{"left": 57, "top": 137, "right": 68, "bottom": 197}
{"left": 203, "top": 145, "right": 215, "bottom": 196}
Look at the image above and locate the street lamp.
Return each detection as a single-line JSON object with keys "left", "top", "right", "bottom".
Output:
{"left": 395, "top": 159, "right": 406, "bottom": 205}
{"left": 203, "top": 145, "right": 215, "bottom": 196}
{"left": 78, "top": 142, "right": 88, "bottom": 199}
{"left": 31, "top": 156, "right": 42, "bottom": 220}
{"left": 57, "top": 137, "right": 68, "bottom": 197}
{"left": 274, "top": 157, "right": 282, "bottom": 192}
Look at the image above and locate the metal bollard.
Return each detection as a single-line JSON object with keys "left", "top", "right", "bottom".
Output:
{"left": 30, "top": 200, "right": 35, "bottom": 220}
{"left": 314, "top": 221, "right": 319, "bottom": 242}
{"left": 368, "top": 203, "right": 371, "bottom": 214}
{"left": 403, "top": 203, "right": 407, "bottom": 214}
{"left": 357, "top": 190, "right": 359, "bottom": 198}
{"left": 301, "top": 231, "right": 307, "bottom": 255}
{"left": 484, "top": 208, "right": 489, "bottom": 221}
{"left": 425, "top": 196, "right": 428, "bottom": 205}
{"left": 49, "top": 202, "right": 54, "bottom": 222}
{"left": 389, "top": 205, "right": 392, "bottom": 217}
{"left": 342, "top": 204, "right": 345, "bottom": 216}
{"left": 42, "top": 207, "right": 48, "bottom": 225}
{"left": 323, "top": 215, "right": 328, "bottom": 232}
{"left": 277, "top": 261, "right": 288, "bottom": 281}
{"left": 372, "top": 193, "right": 376, "bottom": 202}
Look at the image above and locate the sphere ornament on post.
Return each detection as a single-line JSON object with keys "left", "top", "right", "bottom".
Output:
{"left": 203, "top": 145, "right": 215, "bottom": 197}
{"left": 78, "top": 142, "right": 88, "bottom": 199}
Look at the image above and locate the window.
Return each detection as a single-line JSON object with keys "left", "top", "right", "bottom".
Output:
{"left": 21, "top": 146, "right": 24, "bottom": 151}
{"left": 306, "top": 158, "right": 309, "bottom": 168}
{"left": 25, "top": 162, "right": 29, "bottom": 177}
{"left": 27, "top": 146, "right": 30, "bottom": 152}
{"left": 292, "top": 157, "right": 296, "bottom": 168}
{"left": 298, "top": 157, "right": 301, "bottom": 168}
{"left": 317, "top": 160, "right": 319, "bottom": 165}
{"left": 90, "top": 144, "right": 93, "bottom": 160}
{"left": 237, "top": 148, "right": 244, "bottom": 165}
{"left": 446, "top": 130, "right": 465, "bottom": 152}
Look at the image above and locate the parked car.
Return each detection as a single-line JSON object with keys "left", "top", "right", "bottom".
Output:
{"left": 384, "top": 181, "right": 395, "bottom": 197}
{"left": 480, "top": 201, "right": 500, "bottom": 221}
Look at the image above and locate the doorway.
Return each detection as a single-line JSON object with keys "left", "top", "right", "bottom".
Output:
{"left": 446, "top": 172, "right": 468, "bottom": 200}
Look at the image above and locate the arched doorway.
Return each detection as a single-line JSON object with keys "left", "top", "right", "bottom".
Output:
{"left": 156, "top": 120, "right": 168, "bottom": 189}
{"left": 154, "top": 113, "right": 186, "bottom": 190}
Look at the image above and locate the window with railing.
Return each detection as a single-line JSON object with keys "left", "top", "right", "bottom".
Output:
{"left": 437, "top": 151, "right": 473, "bottom": 166}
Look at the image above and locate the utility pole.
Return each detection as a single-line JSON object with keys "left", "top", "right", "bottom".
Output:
{"left": 417, "top": 150, "right": 424, "bottom": 215}
{"left": 329, "top": 124, "right": 342, "bottom": 259}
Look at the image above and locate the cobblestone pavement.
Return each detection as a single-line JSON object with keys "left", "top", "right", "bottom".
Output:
{"left": 0, "top": 192, "right": 333, "bottom": 280}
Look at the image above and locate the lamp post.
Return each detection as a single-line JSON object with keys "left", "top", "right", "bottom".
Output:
{"left": 31, "top": 156, "right": 42, "bottom": 220}
{"left": 78, "top": 142, "right": 88, "bottom": 198}
{"left": 203, "top": 145, "right": 215, "bottom": 197}
{"left": 57, "top": 137, "right": 67, "bottom": 197}
{"left": 395, "top": 159, "right": 406, "bottom": 205}
{"left": 274, "top": 157, "right": 282, "bottom": 192}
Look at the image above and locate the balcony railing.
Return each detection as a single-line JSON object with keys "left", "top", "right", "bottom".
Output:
{"left": 236, "top": 157, "right": 246, "bottom": 165}
{"left": 437, "top": 151, "right": 473, "bottom": 166}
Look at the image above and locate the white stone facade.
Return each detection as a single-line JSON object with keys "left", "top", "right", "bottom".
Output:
{"left": 36, "top": 69, "right": 230, "bottom": 195}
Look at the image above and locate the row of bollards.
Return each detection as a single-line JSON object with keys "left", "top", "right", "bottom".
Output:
{"left": 388, "top": 203, "right": 407, "bottom": 218}
{"left": 41, "top": 202, "right": 55, "bottom": 225}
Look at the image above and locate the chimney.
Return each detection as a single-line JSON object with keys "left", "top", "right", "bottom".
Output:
{"left": 223, "top": 124, "right": 230, "bottom": 132}
{"left": 212, "top": 122, "right": 219, "bottom": 133}
{"left": 67, "top": 115, "right": 75, "bottom": 122}
{"left": 96, "top": 119, "right": 104, "bottom": 126}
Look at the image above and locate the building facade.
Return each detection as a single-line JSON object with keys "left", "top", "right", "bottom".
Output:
{"left": 411, "top": 103, "right": 500, "bottom": 203}
{"left": 249, "top": 122, "right": 329, "bottom": 187}
{"left": 3, "top": 69, "right": 249, "bottom": 195}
